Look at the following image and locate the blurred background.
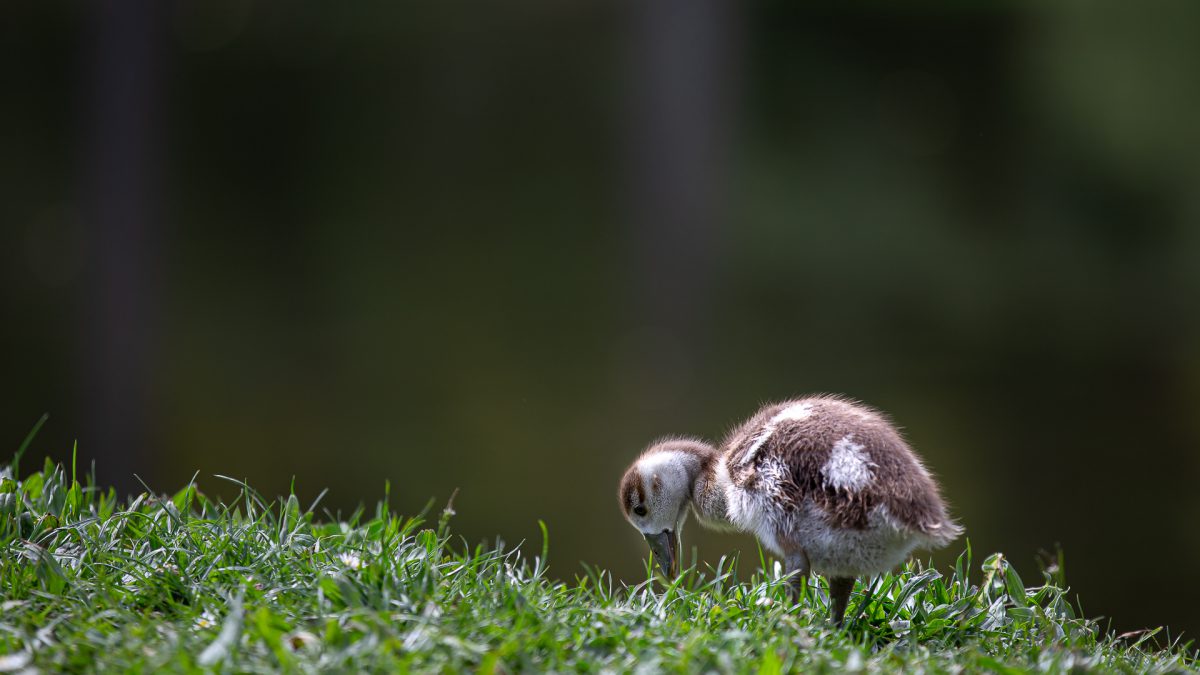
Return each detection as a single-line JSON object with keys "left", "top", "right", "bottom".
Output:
{"left": 4, "top": 0, "right": 1200, "bottom": 640}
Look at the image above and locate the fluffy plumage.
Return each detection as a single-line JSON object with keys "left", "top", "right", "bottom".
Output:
{"left": 619, "top": 395, "right": 963, "bottom": 624}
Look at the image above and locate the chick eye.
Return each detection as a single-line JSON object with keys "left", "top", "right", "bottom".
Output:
{"left": 633, "top": 506, "right": 647, "bottom": 517}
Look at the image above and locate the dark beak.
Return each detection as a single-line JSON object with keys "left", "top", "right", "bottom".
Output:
{"left": 644, "top": 530, "right": 679, "bottom": 578}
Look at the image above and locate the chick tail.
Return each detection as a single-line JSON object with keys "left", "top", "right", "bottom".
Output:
{"left": 921, "top": 518, "right": 965, "bottom": 548}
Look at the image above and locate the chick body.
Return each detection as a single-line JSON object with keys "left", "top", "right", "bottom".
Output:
{"left": 619, "top": 395, "right": 963, "bottom": 624}
{"left": 714, "top": 396, "right": 961, "bottom": 578}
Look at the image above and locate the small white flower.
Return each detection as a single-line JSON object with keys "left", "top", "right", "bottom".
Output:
{"left": 195, "top": 610, "right": 219, "bottom": 630}
{"left": 338, "top": 552, "right": 363, "bottom": 570}
{"left": 285, "top": 630, "right": 319, "bottom": 651}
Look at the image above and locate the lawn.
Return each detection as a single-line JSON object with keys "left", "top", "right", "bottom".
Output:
{"left": 1, "top": 434, "right": 1193, "bottom": 672}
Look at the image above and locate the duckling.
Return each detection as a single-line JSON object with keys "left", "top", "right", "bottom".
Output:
{"left": 618, "top": 395, "right": 962, "bottom": 625}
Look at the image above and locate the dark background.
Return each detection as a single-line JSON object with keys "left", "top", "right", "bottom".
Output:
{"left": 4, "top": 0, "right": 1199, "bottom": 641}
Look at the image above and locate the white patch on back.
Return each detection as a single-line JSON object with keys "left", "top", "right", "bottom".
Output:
{"left": 822, "top": 435, "right": 875, "bottom": 491}
{"left": 738, "top": 402, "right": 813, "bottom": 467}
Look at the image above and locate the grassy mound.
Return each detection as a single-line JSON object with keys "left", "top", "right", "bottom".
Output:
{"left": 0, "top": 449, "right": 1193, "bottom": 673}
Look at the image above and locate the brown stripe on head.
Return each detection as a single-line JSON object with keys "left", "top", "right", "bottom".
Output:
{"left": 618, "top": 468, "right": 644, "bottom": 516}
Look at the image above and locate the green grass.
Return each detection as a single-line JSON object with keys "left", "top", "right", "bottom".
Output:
{"left": 0, "top": 446, "right": 1194, "bottom": 673}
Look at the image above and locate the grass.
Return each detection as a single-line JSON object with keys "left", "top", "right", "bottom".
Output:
{"left": 0, "top": 443, "right": 1194, "bottom": 672}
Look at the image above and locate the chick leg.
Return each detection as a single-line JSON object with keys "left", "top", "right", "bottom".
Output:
{"left": 827, "top": 576, "right": 855, "bottom": 626}
{"left": 784, "top": 549, "right": 810, "bottom": 603}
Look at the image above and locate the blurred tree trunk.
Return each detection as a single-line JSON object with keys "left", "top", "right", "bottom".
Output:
{"left": 80, "top": 0, "right": 167, "bottom": 494}
{"left": 622, "top": 0, "right": 740, "bottom": 418}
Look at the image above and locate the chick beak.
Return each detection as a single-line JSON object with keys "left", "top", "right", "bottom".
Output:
{"left": 644, "top": 530, "right": 679, "bottom": 578}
